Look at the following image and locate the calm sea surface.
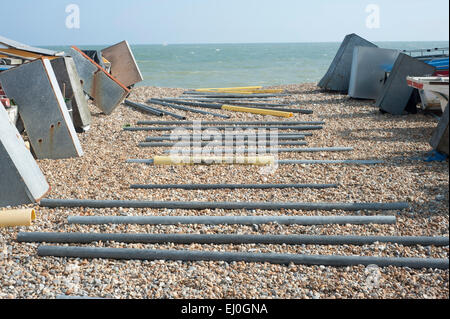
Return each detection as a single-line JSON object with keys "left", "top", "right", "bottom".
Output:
{"left": 47, "top": 41, "right": 449, "bottom": 89}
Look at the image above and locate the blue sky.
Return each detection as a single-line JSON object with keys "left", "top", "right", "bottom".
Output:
{"left": 1, "top": 0, "right": 448, "bottom": 46}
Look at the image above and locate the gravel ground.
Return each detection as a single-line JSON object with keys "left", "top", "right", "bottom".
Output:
{"left": 0, "top": 83, "right": 448, "bottom": 299}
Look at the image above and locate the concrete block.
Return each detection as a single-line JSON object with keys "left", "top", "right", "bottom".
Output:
{"left": 349, "top": 47, "right": 400, "bottom": 99}
{"left": 0, "top": 59, "right": 84, "bottom": 159}
{"left": 101, "top": 40, "right": 143, "bottom": 87}
{"left": 430, "top": 103, "right": 449, "bottom": 155}
{"left": 50, "top": 57, "right": 92, "bottom": 131}
{"left": 318, "top": 34, "right": 377, "bottom": 93}
{"left": 376, "top": 54, "right": 436, "bottom": 115}
{"left": 0, "top": 102, "right": 50, "bottom": 207}
{"left": 69, "top": 46, "right": 130, "bottom": 115}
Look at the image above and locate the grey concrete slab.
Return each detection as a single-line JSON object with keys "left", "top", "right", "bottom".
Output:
{"left": 318, "top": 34, "right": 377, "bottom": 93}
{"left": 0, "top": 102, "right": 50, "bottom": 207}
{"left": 376, "top": 54, "right": 436, "bottom": 115}
{"left": 430, "top": 103, "right": 449, "bottom": 155}
{"left": 50, "top": 57, "right": 92, "bottom": 131}
{"left": 0, "top": 59, "right": 83, "bottom": 159}
{"left": 101, "top": 40, "right": 143, "bottom": 87}
{"left": 349, "top": 47, "right": 400, "bottom": 99}
{"left": 69, "top": 46, "right": 130, "bottom": 115}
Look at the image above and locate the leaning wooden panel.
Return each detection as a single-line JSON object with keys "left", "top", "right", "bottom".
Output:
{"left": 101, "top": 40, "right": 143, "bottom": 87}
{"left": 0, "top": 102, "right": 50, "bottom": 207}
{"left": 69, "top": 46, "right": 130, "bottom": 115}
{"left": 0, "top": 59, "right": 84, "bottom": 159}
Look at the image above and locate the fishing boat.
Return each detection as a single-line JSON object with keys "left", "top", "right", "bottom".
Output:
{"left": 407, "top": 76, "right": 449, "bottom": 112}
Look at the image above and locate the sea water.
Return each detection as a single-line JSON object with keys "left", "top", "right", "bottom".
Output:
{"left": 47, "top": 41, "right": 448, "bottom": 89}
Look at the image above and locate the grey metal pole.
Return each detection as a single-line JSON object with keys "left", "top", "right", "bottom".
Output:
{"left": 127, "top": 159, "right": 155, "bottom": 164}
{"left": 137, "top": 121, "right": 325, "bottom": 126}
{"left": 124, "top": 100, "right": 186, "bottom": 120}
{"left": 140, "top": 141, "right": 309, "bottom": 148}
{"left": 155, "top": 99, "right": 313, "bottom": 114}
{"left": 182, "top": 92, "right": 289, "bottom": 98}
{"left": 124, "top": 100, "right": 164, "bottom": 117}
{"left": 67, "top": 215, "right": 397, "bottom": 225}
{"left": 129, "top": 183, "right": 338, "bottom": 190}
{"left": 147, "top": 99, "right": 230, "bottom": 119}
{"left": 40, "top": 199, "right": 409, "bottom": 211}
{"left": 19, "top": 233, "right": 450, "bottom": 246}
{"left": 145, "top": 135, "right": 307, "bottom": 142}
{"left": 125, "top": 159, "right": 384, "bottom": 165}
{"left": 124, "top": 126, "right": 324, "bottom": 131}
{"left": 278, "top": 159, "right": 384, "bottom": 165}
{"left": 162, "top": 147, "right": 354, "bottom": 154}
{"left": 37, "top": 246, "right": 449, "bottom": 269}
{"left": 151, "top": 99, "right": 294, "bottom": 107}
{"left": 161, "top": 132, "right": 314, "bottom": 137}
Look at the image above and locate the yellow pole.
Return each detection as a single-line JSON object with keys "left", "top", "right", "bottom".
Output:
{"left": 153, "top": 155, "right": 275, "bottom": 165}
{"left": 221, "top": 105, "right": 293, "bottom": 118}
{"left": 196, "top": 89, "right": 284, "bottom": 94}
{"left": 195, "top": 86, "right": 262, "bottom": 92}
{"left": 0, "top": 209, "right": 37, "bottom": 227}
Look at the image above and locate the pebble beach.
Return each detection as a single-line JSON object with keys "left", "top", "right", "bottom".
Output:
{"left": 0, "top": 83, "right": 448, "bottom": 299}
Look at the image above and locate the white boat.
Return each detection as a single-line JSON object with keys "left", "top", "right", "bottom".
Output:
{"left": 406, "top": 76, "right": 449, "bottom": 112}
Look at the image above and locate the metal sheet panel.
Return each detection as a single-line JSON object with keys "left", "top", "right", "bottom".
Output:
{"left": 376, "top": 54, "right": 436, "bottom": 115}
{"left": 50, "top": 57, "right": 92, "bottom": 131}
{"left": 101, "top": 40, "right": 143, "bottom": 87}
{"left": 349, "top": 47, "right": 400, "bottom": 99}
{"left": 430, "top": 103, "right": 449, "bottom": 155}
{"left": 0, "top": 102, "right": 50, "bottom": 207}
{"left": 0, "top": 59, "right": 84, "bottom": 159}
{"left": 318, "top": 34, "right": 377, "bottom": 93}
{"left": 69, "top": 46, "right": 130, "bottom": 115}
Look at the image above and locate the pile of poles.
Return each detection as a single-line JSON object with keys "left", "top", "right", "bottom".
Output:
{"left": 19, "top": 86, "right": 449, "bottom": 269}
{"left": 124, "top": 86, "right": 313, "bottom": 120}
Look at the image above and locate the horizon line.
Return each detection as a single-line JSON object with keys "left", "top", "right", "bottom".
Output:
{"left": 40, "top": 39, "right": 450, "bottom": 48}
